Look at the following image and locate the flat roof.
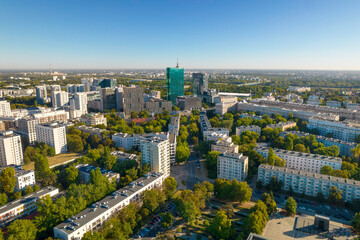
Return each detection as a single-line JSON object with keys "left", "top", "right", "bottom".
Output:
{"left": 54, "top": 172, "right": 163, "bottom": 235}
{"left": 0, "top": 187, "right": 58, "bottom": 214}
{"left": 259, "top": 164, "right": 360, "bottom": 186}
{"left": 255, "top": 147, "right": 342, "bottom": 163}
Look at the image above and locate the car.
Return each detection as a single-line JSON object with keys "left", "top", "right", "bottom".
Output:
{"left": 307, "top": 208, "right": 315, "bottom": 212}
{"left": 143, "top": 227, "right": 150, "bottom": 232}
{"left": 299, "top": 207, "right": 306, "bottom": 210}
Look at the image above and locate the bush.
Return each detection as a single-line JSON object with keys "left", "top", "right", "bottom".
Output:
{"left": 176, "top": 227, "right": 182, "bottom": 233}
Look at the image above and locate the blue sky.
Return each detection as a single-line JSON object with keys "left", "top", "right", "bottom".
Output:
{"left": 1, "top": 0, "right": 360, "bottom": 70}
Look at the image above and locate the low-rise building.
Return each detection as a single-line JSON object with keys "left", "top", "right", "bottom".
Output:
{"left": 112, "top": 132, "right": 168, "bottom": 150}
{"left": 236, "top": 125, "right": 261, "bottom": 137}
{"left": 280, "top": 131, "right": 357, "bottom": 157}
{"left": 76, "top": 125, "right": 105, "bottom": 140}
{"left": 199, "top": 112, "right": 229, "bottom": 140}
{"left": 266, "top": 121, "right": 297, "bottom": 131}
{"left": 255, "top": 146, "right": 342, "bottom": 173}
{"left": 54, "top": 173, "right": 164, "bottom": 240}
{"left": 287, "top": 86, "right": 311, "bottom": 93}
{"left": 211, "top": 138, "right": 239, "bottom": 153}
{"left": 217, "top": 152, "right": 248, "bottom": 182}
{"left": 0, "top": 187, "right": 58, "bottom": 226}
{"left": 0, "top": 165, "right": 36, "bottom": 192}
{"left": 327, "top": 101, "right": 342, "bottom": 108}
{"left": 258, "top": 164, "right": 360, "bottom": 202}
{"left": 111, "top": 151, "right": 138, "bottom": 163}
{"left": 176, "top": 96, "right": 202, "bottom": 111}
{"left": 75, "top": 164, "right": 120, "bottom": 183}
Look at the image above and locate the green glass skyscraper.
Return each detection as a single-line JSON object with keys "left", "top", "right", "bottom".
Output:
{"left": 166, "top": 64, "right": 184, "bottom": 105}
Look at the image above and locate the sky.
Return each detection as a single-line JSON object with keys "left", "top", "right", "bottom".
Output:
{"left": 1, "top": 0, "right": 360, "bottom": 70}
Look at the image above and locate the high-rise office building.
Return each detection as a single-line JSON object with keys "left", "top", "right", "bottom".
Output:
{"left": 100, "top": 88, "right": 117, "bottom": 112}
{"left": 166, "top": 64, "right": 184, "bottom": 105}
{"left": 0, "top": 131, "right": 23, "bottom": 166}
{"left": 0, "top": 101, "right": 12, "bottom": 117}
{"left": 116, "top": 85, "right": 144, "bottom": 115}
{"left": 36, "top": 122, "right": 67, "bottom": 154}
{"left": 35, "top": 86, "right": 48, "bottom": 104}
{"left": 51, "top": 91, "right": 69, "bottom": 108}
{"left": 98, "top": 79, "right": 117, "bottom": 88}
{"left": 192, "top": 73, "right": 208, "bottom": 96}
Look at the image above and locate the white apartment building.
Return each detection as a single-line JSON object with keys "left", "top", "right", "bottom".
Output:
{"left": 69, "top": 92, "right": 88, "bottom": 119}
{"left": 255, "top": 147, "right": 342, "bottom": 173}
{"left": 50, "top": 85, "right": 61, "bottom": 92}
{"left": 36, "top": 123, "right": 67, "bottom": 154}
{"left": 236, "top": 125, "right": 261, "bottom": 137}
{"left": 0, "top": 165, "right": 36, "bottom": 191}
{"left": 32, "top": 109, "right": 69, "bottom": 124}
{"left": 52, "top": 91, "right": 69, "bottom": 108}
{"left": 217, "top": 151, "right": 248, "bottom": 182}
{"left": 0, "top": 101, "right": 11, "bottom": 118}
{"left": 75, "top": 164, "right": 120, "bottom": 183}
{"left": 0, "top": 131, "right": 23, "bottom": 167}
{"left": 112, "top": 132, "right": 168, "bottom": 150}
{"left": 307, "top": 117, "right": 360, "bottom": 142}
{"left": 35, "top": 85, "right": 48, "bottom": 104}
{"left": 0, "top": 187, "right": 58, "bottom": 226}
{"left": 140, "top": 137, "right": 170, "bottom": 177}
{"left": 258, "top": 164, "right": 360, "bottom": 202}
{"left": 199, "top": 112, "right": 229, "bottom": 140}
{"left": 18, "top": 118, "right": 38, "bottom": 144}
{"left": 280, "top": 131, "right": 357, "bottom": 157}
{"left": 169, "top": 133, "right": 177, "bottom": 164}
{"left": 327, "top": 101, "right": 342, "bottom": 108}
{"left": 54, "top": 173, "right": 164, "bottom": 240}
{"left": 76, "top": 125, "right": 105, "bottom": 140}
{"left": 80, "top": 113, "right": 107, "bottom": 126}
{"left": 211, "top": 138, "right": 239, "bottom": 153}
{"left": 287, "top": 86, "right": 311, "bottom": 92}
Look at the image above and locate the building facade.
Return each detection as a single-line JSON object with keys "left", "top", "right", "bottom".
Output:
{"left": 51, "top": 91, "right": 69, "bottom": 108}
{"left": 166, "top": 66, "right": 184, "bottom": 105}
{"left": 236, "top": 125, "right": 261, "bottom": 137}
{"left": 18, "top": 118, "right": 39, "bottom": 144}
{"left": 217, "top": 152, "right": 249, "bottom": 182}
{"left": 211, "top": 138, "right": 239, "bottom": 153}
{"left": 258, "top": 164, "right": 360, "bottom": 202}
{"left": 192, "top": 73, "right": 208, "bottom": 96}
{"left": 0, "top": 131, "right": 23, "bottom": 167}
{"left": 0, "top": 101, "right": 11, "bottom": 118}
{"left": 255, "top": 147, "right": 342, "bottom": 173}
{"left": 75, "top": 164, "right": 120, "bottom": 183}
{"left": 36, "top": 123, "right": 67, "bottom": 154}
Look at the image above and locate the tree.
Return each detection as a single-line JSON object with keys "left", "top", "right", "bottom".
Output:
{"left": 82, "top": 231, "right": 106, "bottom": 240}
{"left": 207, "top": 210, "right": 233, "bottom": 240}
{"left": 285, "top": 197, "right": 297, "bottom": 215}
{"left": 34, "top": 153, "right": 51, "bottom": 182}
{"left": 267, "top": 147, "right": 276, "bottom": 165}
{"left": 142, "top": 189, "right": 165, "bottom": 213}
{"left": 231, "top": 180, "right": 252, "bottom": 203}
{"left": 175, "top": 145, "right": 190, "bottom": 163}
{"left": 328, "top": 186, "right": 342, "bottom": 204}
{"left": 352, "top": 212, "right": 360, "bottom": 233}
{"left": 294, "top": 143, "right": 306, "bottom": 152}
{"left": 130, "top": 111, "right": 138, "bottom": 119}
{"left": 261, "top": 193, "right": 277, "bottom": 215}
{"left": 320, "top": 165, "right": 333, "bottom": 175}
{"left": 0, "top": 167, "right": 16, "bottom": 194}
{"left": 163, "top": 177, "right": 177, "bottom": 199}
{"left": 60, "top": 166, "right": 79, "bottom": 188}
{"left": 160, "top": 212, "right": 174, "bottom": 228}
{"left": 0, "top": 193, "right": 8, "bottom": 206}
{"left": 175, "top": 190, "right": 201, "bottom": 222}
{"left": 67, "top": 134, "right": 84, "bottom": 153}
{"left": 24, "top": 186, "right": 34, "bottom": 195}
{"left": 99, "top": 147, "right": 117, "bottom": 170}
{"left": 205, "top": 151, "right": 220, "bottom": 179}
{"left": 220, "top": 203, "right": 235, "bottom": 218}
{"left": 7, "top": 219, "right": 37, "bottom": 240}
{"left": 285, "top": 137, "right": 293, "bottom": 151}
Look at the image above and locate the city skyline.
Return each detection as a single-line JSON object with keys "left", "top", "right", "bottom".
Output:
{"left": 1, "top": 0, "right": 360, "bottom": 70}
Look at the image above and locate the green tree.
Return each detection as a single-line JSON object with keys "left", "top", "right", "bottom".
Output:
{"left": 142, "top": 189, "right": 165, "bottom": 213}
{"left": 160, "top": 212, "right": 174, "bottom": 228}
{"left": 231, "top": 180, "right": 252, "bottom": 203}
{"left": 285, "top": 137, "right": 293, "bottom": 151}
{"left": 285, "top": 197, "right": 297, "bottom": 215}
{"left": 24, "top": 185, "right": 34, "bottom": 195}
{"left": 163, "top": 177, "right": 177, "bottom": 199}
{"left": 207, "top": 210, "right": 233, "bottom": 240}
{"left": 175, "top": 145, "right": 190, "bottom": 163}
{"left": 34, "top": 153, "right": 51, "bottom": 182}
{"left": 328, "top": 186, "right": 342, "bottom": 204}
{"left": 130, "top": 111, "right": 138, "bottom": 119}
{"left": 60, "top": 166, "right": 79, "bottom": 188}
{"left": 205, "top": 151, "right": 220, "bottom": 178}
{"left": 267, "top": 147, "right": 276, "bottom": 165}
{"left": 220, "top": 203, "right": 235, "bottom": 218}
{"left": 0, "top": 193, "right": 8, "bottom": 206}
{"left": 294, "top": 143, "right": 306, "bottom": 152}
{"left": 67, "top": 134, "right": 84, "bottom": 153}
{"left": 0, "top": 167, "right": 16, "bottom": 194}
{"left": 352, "top": 212, "right": 360, "bottom": 233}
{"left": 7, "top": 219, "right": 37, "bottom": 240}
{"left": 175, "top": 190, "right": 201, "bottom": 222}
{"left": 320, "top": 165, "right": 334, "bottom": 175}
{"left": 261, "top": 193, "right": 277, "bottom": 215}
{"left": 82, "top": 231, "right": 106, "bottom": 240}
{"left": 99, "top": 147, "right": 117, "bottom": 170}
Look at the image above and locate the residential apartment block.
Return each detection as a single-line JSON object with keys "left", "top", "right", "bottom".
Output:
{"left": 211, "top": 138, "right": 239, "bottom": 153}
{"left": 255, "top": 147, "right": 342, "bottom": 173}
{"left": 217, "top": 152, "right": 249, "bottom": 182}
{"left": 80, "top": 113, "right": 107, "bottom": 126}
{"left": 307, "top": 117, "right": 360, "bottom": 142}
{"left": 0, "top": 131, "right": 23, "bottom": 167}
{"left": 258, "top": 164, "right": 360, "bottom": 202}
{"left": 18, "top": 118, "right": 38, "bottom": 144}
{"left": 199, "top": 112, "right": 229, "bottom": 140}
{"left": 0, "top": 165, "right": 36, "bottom": 191}
{"left": 0, "top": 187, "right": 58, "bottom": 227}
{"left": 75, "top": 164, "right": 120, "bottom": 183}
{"left": 36, "top": 123, "right": 67, "bottom": 154}
{"left": 0, "top": 101, "right": 11, "bottom": 118}
{"left": 236, "top": 125, "right": 261, "bottom": 137}
{"left": 54, "top": 173, "right": 164, "bottom": 240}
{"left": 266, "top": 121, "right": 297, "bottom": 131}
{"left": 168, "top": 114, "right": 180, "bottom": 135}
{"left": 280, "top": 131, "right": 357, "bottom": 157}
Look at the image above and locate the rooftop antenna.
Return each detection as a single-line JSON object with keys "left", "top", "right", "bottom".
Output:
{"left": 176, "top": 58, "right": 179, "bottom": 68}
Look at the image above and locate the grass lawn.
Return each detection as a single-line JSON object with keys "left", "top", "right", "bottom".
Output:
{"left": 23, "top": 152, "right": 83, "bottom": 170}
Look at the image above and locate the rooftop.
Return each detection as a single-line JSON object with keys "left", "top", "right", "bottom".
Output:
{"left": 259, "top": 164, "right": 360, "bottom": 186}
{"left": 54, "top": 173, "right": 163, "bottom": 234}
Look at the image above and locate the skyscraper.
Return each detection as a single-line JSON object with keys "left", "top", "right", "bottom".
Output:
{"left": 116, "top": 85, "right": 144, "bottom": 115}
{"left": 192, "top": 73, "right": 208, "bottom": 96}
{"left": 166, "top": 63, "right": 184, "bottom": 105}
{"left": 98, "top": 79, "right": 117, "bottom": 88}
